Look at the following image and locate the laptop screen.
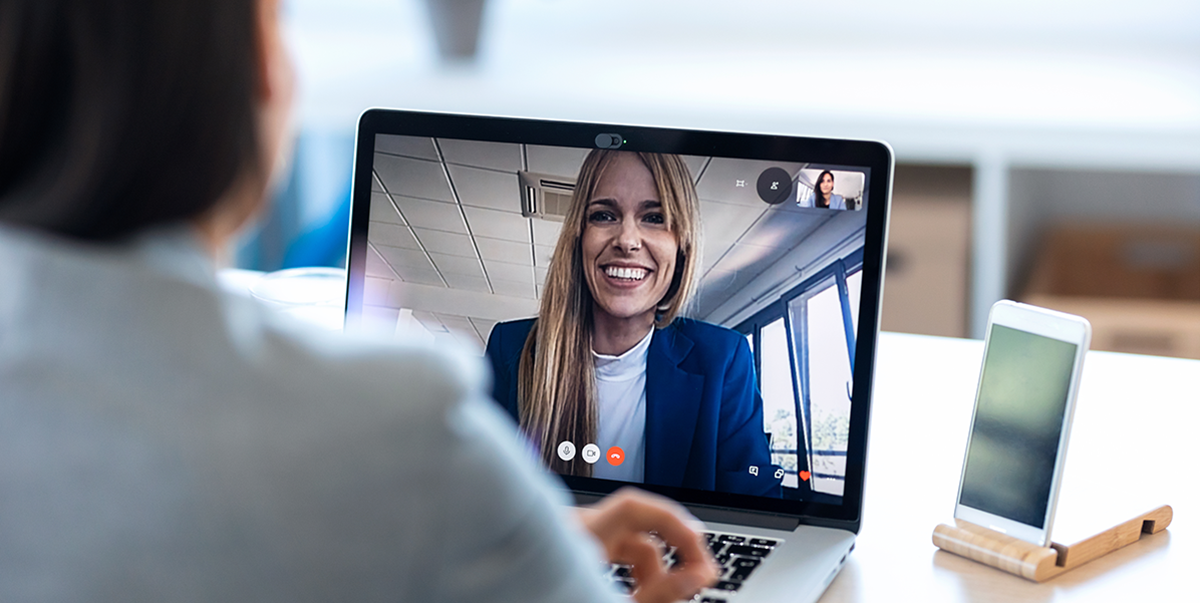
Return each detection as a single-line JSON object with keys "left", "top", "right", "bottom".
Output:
{"left": 346, "top": 111, "right": 891, "bottom": 527}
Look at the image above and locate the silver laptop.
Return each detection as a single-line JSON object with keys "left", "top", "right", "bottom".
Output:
{"left": 345, "top": 110, "right": 892, "bottom": 602}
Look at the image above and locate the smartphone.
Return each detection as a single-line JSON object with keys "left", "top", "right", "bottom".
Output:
{"left": 954, "top": 300, "right": 1091, "bottom": 547}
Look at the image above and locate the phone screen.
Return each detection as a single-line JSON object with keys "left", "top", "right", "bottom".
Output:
{"left": 959, "top": 324, "right": 1079, "bottom": 529}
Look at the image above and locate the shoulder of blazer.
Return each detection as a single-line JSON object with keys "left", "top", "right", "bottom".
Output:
{"left": 669, "top": 317, "right": 744, "bottom": 349}
{"left": 654, "top": 318, "right": 745, "bottom": 370}
{"left": 490, "top": 318, "right": 536, "bottom": 364}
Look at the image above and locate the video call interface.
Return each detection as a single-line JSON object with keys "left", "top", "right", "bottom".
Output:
{"left": 361, "top": 134, "right": 872, "bottom": 503}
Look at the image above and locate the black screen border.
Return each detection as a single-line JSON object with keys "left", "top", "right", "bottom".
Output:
{"left": 346, "top": 109, "right": 894, "bottom": 534}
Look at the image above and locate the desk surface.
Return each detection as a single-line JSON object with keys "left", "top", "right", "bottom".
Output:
{"left": 822, "top": 332, "right": 1199, "bottom": 602}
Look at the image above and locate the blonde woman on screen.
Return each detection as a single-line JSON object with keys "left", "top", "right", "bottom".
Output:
{"left": 486, "top": 150, "right": 783, "bottom": 497}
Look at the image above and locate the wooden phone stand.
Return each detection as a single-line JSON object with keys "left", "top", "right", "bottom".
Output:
{"left": 932, "top": 505, "right": 1172, "bottom": 582}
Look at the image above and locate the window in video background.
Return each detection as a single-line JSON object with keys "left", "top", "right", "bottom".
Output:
{"left": 362, "top": 134, "right": 869, "bottom": 495}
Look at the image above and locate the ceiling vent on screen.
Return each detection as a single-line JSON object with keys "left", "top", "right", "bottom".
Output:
{"left": 519, "top": 171, "right": 575, "bottom": 221}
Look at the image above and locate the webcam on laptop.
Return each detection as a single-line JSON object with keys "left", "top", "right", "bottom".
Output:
{"left": 594, "top": 133, "right": 623, "bottom": 149}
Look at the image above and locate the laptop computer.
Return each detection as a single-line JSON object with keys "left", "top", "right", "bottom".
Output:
{"left": 344, "top": 109, "right": 892, "bottom": 602}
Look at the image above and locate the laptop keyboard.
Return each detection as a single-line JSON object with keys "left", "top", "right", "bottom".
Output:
{"left": 604, "top": 530, "right": 781, "bottom": 602}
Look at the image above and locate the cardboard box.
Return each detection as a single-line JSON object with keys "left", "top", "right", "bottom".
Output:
{"left": 1021, "top": 225, "right": 1200, "bottom": 359}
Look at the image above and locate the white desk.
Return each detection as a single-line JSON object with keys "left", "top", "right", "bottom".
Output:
{"left": 822, "top": 332, "right": 1199, "bottom": 602}
{"left": 213, "top": 274, "right": 1197, "bottom": 599}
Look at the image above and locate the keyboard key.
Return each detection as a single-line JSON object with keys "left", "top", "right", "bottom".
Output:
{"left": 613, "top": 566, "right": 631, "bottom": 578}
{"left": 730, "top": 565, "right": 757, "bottom": 581}
{"left": 718, "top": 534, "right": 746, "bottom": 544}
{"left": 714, "top": 580, "right": 742, "bottom": 592}
{"left": 732, "top": 557, "right": 761, "bottom": 569}
{"left": 700, "top": 598, "right": 728, "bottom": 603}
{"left": 726, "top": 544, "right": 769, "bottom": 557}
{"left": 748, "top": 538, "right": 778, "bottom": 548}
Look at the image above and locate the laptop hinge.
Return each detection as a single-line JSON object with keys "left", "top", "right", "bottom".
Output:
{"left": 682, "top": 504, "right": 802, "bottom": 531}
{"left": 572, "top": 493, "right": 802, "bottom": 531}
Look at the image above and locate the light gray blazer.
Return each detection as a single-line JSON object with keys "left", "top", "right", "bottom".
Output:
{"left": 0, "top": 225, "right": 618, "bottom": 603}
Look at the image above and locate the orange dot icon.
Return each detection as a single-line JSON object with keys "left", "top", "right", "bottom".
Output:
{"left": 606, "top": 446, "right": 625, "bottom": 466}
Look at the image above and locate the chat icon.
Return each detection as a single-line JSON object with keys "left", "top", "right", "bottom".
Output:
{"left": 748, "top": 466, "right": 759, "bottom": 476}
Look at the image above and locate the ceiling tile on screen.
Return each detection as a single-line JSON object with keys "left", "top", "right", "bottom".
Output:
{"left": 525, "top": 145, "right": 589, "bottom": 179}
{"left": 483, "top": 260, "right": 534, "bottom": 284}
{"left": 427, "top": 252, "right": 485, "bottom": 277}
{"left": 369, "top": 193, "right": 405, "bottom": 225}
{"left": 373, "top": 153, "right": 453, "bottom": 202}
{"left": 375, "top": 245, "right": 434, "bottom": 271}
{"left": 531, "top": 218, "right": 563, "bottom": 247}
{"left": 374, "top": 134, "right": 439, "bottom": 160}
{"left": 437, "top": 139, "right": 522, "bottom": 172}
{"left": 462, "top": 206, "right": 531, "bottom": 243}
{"left": 446, "top": 164, "right": 519, "bottom": 211}
{"left": 412, "top": 228, "right": 475, "bottom": 258}
{"left": 442, "top": 273, "right": 491, "bottom": 293}
{"left": 534, "top": 244, "right": 555, "bottom": 267}
{"left": 392, "top": 195, "right": 468, "bottom": 234}
{"left": 370, "top": 223, "right": 420, "bottom": 250}
{"left": 393, "top": 265, "right": 446, "bottom": 287}
{"left": 475, "top": 237, "right": 532, "bottom": 265}
{"left": 491, "top": 278, "right": 537, "bottom": 300}
{"left": 365, "top": 246, "right": 399, "bottom": 278}
{"left": 681, "top": 156, "right": 711, "bottom": 182}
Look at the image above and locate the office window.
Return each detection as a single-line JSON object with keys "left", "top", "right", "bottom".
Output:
{"left": 789, "top": 277, "right": 852, "bottom": 497}
{"left": 737, "top": 251, "right": 863, "bottom": 497}
{"left": 759, "top": 317, "right": 799, "bottom": 488}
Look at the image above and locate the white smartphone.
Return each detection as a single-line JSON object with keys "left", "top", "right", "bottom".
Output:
{"left": 954, "top": 300, "right": 1092, "bottom": 547}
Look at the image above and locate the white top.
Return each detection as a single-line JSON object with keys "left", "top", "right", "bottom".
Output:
{"left": 591, "top": 329, "right": 653, "bottom": 483}
{"left": 0, "top": 224, "right": 619, "bottom": 603}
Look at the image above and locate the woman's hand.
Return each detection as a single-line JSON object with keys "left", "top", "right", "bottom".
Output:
{"left": 576, "top": 488, "right": 719, "bottom": 603}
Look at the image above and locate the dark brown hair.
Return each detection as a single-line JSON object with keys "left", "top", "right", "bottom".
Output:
{"left": 814, "top": 170, "right": 834, "bottom": 209}
{"left": 0, "top": 0, "right": 262, "bottom": 241}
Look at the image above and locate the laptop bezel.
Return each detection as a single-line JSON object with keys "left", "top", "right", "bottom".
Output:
{"left": 346, "top": 109, "right": 892, "bottom": 534}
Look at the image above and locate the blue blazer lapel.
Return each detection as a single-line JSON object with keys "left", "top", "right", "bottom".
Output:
{"left": 644, "top": 325, "right": 704, "bottom": 488}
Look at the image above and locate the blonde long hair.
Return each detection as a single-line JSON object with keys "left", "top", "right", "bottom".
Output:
{"left": 518, "top": 150, "right": 702, "bottom": 475}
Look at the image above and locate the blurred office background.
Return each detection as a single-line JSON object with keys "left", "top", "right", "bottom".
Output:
{"left": 242, "top": 0, "right": 1200, "bottom": 357}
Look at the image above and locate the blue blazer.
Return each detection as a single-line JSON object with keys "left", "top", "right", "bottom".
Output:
{"left": 485, "top": 317, "right": 783, "bottom": 498}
